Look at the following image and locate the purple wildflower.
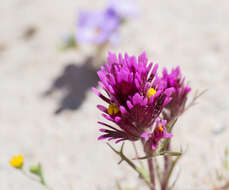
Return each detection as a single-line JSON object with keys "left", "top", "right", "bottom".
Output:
{"left": 76, "top": 9, "right": 120, "bottom": 44}
{"left": 141, "top": 118, "right": 173, "bottom": 153}
{"left": 161, "top": 66, "right": 191, "bottom": 121}
{"left": 93, "top": 52, "right": 174, "bottom": 146}
{"left": 107, "top": 0, "right": 137, "bottom": 19}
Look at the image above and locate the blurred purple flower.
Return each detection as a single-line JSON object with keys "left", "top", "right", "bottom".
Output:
{"left": 107, "top": 0, "right": 137, "bottom": 19}
{"left": 93, "top": 52, "right": 174, "bottom": 146}
{"left": 141, "top": 118, "right": 173, "bottom": 152}
{"left": 76, "top": 9, "right": 120, "bottom": 44}
{"left": 161, "top": 66, "right": 191, "bottom": 121}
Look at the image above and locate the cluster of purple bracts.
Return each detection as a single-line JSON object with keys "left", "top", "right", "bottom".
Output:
{"left": 93, "top": 52, "right": 191, "bottom": 151}
{"left": 161, "top": 67, "right": 191, "bottom": 122}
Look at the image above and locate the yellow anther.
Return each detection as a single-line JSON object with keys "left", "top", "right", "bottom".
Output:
{"left": 10, "top": 155, "right": 24, "bottom": 168}
{"left": 158, "top": 125, "right": 164, "bottom": 132}
{"left": 107, "top": 104, "right": 119, "bottom": 115}
{"left": 147, "top": 88, "right": 157, "bottom": 99}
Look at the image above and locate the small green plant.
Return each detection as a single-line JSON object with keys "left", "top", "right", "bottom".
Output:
{"left": 10, "top": 155, "right": 48, "bottom": 188}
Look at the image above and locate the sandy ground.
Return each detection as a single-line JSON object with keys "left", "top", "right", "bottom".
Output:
{"left": 0, "top": 0, "right": 229, "bottom": 189}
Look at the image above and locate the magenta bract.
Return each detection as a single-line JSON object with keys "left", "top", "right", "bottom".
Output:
{"left": 141, "top": 118, "right": 173, "bottom": 152}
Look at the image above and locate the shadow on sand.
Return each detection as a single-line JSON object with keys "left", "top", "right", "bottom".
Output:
{"left": 44, "top": 57, "right": 100, "bottom": 114}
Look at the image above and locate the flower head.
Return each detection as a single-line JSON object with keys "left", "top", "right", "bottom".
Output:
{"left": 141, "top": 118, "right": 173, "bottom": 153}
{"left": 93, "top": 52, "right": 174, "bottom": 146}
{"left": 161, "top": 66, "right": 191, "bottom": 120}
{"left": 10, "top": 155, "right": 24, "bottom": 169}
{"left": 76, "top": 9, "right": 120, "bottom": 44}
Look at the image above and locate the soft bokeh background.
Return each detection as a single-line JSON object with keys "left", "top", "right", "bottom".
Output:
{"left": 0, "top": 0, "right": 229, "bottom": 189}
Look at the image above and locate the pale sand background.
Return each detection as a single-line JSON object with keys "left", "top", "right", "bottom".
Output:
{"left": 0, "top": 0, "right": 229, "bottom": 189}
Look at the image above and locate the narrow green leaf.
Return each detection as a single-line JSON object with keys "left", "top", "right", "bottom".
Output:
{"left": 106, "top": 143, "right": 151, "bottom": 187}
{"left": 135, "top": 151, "right": 182, "bottom": 160}
{"left": 137, "top": 167, "right": 150, "bottom": 184}
{"left": 163, "top": 151, "right": 182, "bottom": 156}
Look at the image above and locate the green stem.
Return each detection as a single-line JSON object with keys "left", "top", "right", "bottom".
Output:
{"left": 154, "top": 158, "right": 162, "bottom": 184}
{"left": 163, "top": 155, "right": 181, "bottom": 190}
{"left": 132, "top": 142, "right": 145, "bottom": 169}
{"left": 148, "top": 158, "right": 156, "bottom": 190}
{"left": 161, "top": 144, "right": 170, "bottom": 190}
{"left": 161, "top": 118, "right": 178, "bottom": 190}
{"left": 39, "top": 172, "right": 46, "bottom": 186}
{"left": 21, "top": 170, "right": 51, "bottom": 189}
{"left": 107, "top": 143, "right": 151, "bottom": 187}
